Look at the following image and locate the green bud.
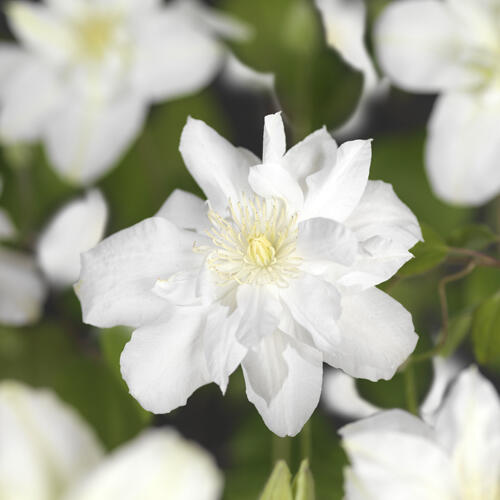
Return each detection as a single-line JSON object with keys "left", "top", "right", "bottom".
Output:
{"left": 292, "top": 460, "right": 315, "bottom": 500}
{"left": 259, "top": 460, "right": 293, "bottom": 500}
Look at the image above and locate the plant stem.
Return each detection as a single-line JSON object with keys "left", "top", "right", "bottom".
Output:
{"left": 272, "top": 434, "right": 291, "bottom": 465}
{"left": 404, "top": 364, "right": 418, "bottom": 415}
{"left": 300, "top": 419, "right": 312, "bottom": 463}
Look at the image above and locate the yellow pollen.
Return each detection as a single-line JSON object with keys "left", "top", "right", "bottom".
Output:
{"left": 247, "top": 235, "right": 276, "bottom": 267}
{"left": 75, "top": 14, "right": 118, "bottom": 60}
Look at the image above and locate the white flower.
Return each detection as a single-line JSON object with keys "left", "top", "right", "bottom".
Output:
{"left": 0, "top": 380, "right": 223, "bottom": 500}
{"left": 76, "top": 112, "right": 421, "bottom": 437}
{"left": 322, "top": 356, "right": 464, "bottom": 421}
{"left": 0, "top": 0, "right": 247, "bottom": 185}
{"left": 315, "top": 0, "right": 389, "bottom": 138}
{"left": 64, "top": 429, "right": 223, "bottom": 500}
{"left": 0, "top": 380, "right": 103, "bottom": 500}
{"left": 37, "top": 189, "right": 107, "bottom": 288}
{"left": 0, "top": 177, "right": 46, "bottom": 326}
{"left": 375, "top": 0, "right": 500, "bottom": 206}
{"left": 341, "top": 366, "right": 500, "bottom": 500}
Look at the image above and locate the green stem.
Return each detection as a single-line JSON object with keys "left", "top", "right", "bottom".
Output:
{"left": 300, "top": 419, "right": 312, "bottom": 463}
{"left": 404, "top": 364, "right": 418, "bottom": 415}
{"left": 272, "top": 434, "right": 291, "bottom": 465}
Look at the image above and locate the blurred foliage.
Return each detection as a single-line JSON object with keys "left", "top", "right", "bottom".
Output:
{"left": 472, "top": 293, "right": 500, "bottom": 371}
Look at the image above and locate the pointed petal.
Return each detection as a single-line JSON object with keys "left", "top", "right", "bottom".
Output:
{"left": 243, "top": 331, "right": 323, "bottom": 437}
{"left": 155, "top": 189, "right": 208, "bottom": 230}
{"left": 120, "top": 308, "right": 210, "bottom": 414}
{"left": 426, "top": 91, "right": 500, "bottom": 206}
{"left": 325, "top": 288, "right": 417, "bottom": 381}
{"left": 262, "top": 112, "right": 286, "bottom": 163}
{"left": 75, "top": 217, "right": 200, "bottom": 328}
{"left": 37, "top": 190, "right": 107, "bottom": 288}
{"left": 302, "top": 139, "right": 371, "bottom": 222}
{"left": 0, "top": 248, "right": 46, "bottom": 326}
{"left": 64, "top": 429, "right": 223, "bottom": 500}
{"left": 179, "top": 117, "right": 253, "bottom": 211}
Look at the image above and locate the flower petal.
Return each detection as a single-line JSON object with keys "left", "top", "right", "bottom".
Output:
{"left": 120, "top": 308, "right": 211, "bottom": 414}
{"left": 0, "top": 248, "right": 46, "bottom": 326}
{"left": 37, "top": 190, "right": 107, "bottom": 288}
{"left": 64, "top": 429, "right": 223, "bottom": 500}
{"left": 374, "top": 0, "right": 478, "bottom": 92}
{"left": 131, "top": 9, "right": 223, "bottom": 102}
{"left": 243, "top": 331, "right": 323, "bottom": 437}
{"left": 44, "top": 93, "right": 146, "bottom": 185}
{"left": 179, "top": 117, "right": 253, "bottom": 211}
{"left": 297, "top": 217, "right": 358, "bottom": 266}
{"left": 426, "top": 91, "right": 500, "bottom": 206}
{"left": 325, "top": 288, "right": 418, "bottom": 381}
{"left": 302, "top": 139, "right": 371, "bottom": 222}
{"left": 155, "top": 189, "right": 207, "bottom": 230}
{"left": 433, "top": 366, "right": 500, "bottom": 498}
{"left": 75, "top": 217, "right": 200, "bottom": 328}
{"left": 280, "top": 274, "right": 341, "bottom": 353}
{"left": 0, "top": 381, "right": 103, "bottom": 500}
{"left": 262, "top": 112, "right": 286, "bottom": 164}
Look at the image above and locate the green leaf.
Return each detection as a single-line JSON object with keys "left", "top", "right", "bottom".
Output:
{"left": 438, "top": 311, "right": 473, "bottom": 358}
{"left": 292, "top": 460, "right": 315, "bottom": 500}
{"left": 259, "top": 461, "right": 293, "bottom": 500}
{"left": 221, "top": 0, "right": 362, "bottom": 137}
{"left": 398, "top": 223, "right": 449, "bottom": 277}
{"left": 472, "top": 293, "right": 500, "bottom": 371}
{"left": 447, "top": 224, "right": 499, "bottom": 251}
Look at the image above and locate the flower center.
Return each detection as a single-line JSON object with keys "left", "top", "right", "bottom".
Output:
{"left": 75, "top": 13, "right": 120, "bottom": 61}
{"left": 200, "top": 195, "right": 301, "bottom": 286}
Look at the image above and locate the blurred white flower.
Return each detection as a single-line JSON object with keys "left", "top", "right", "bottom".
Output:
{"left": 64, "top": 429, "right": 223, "bottom": 500}
{"left": 76, "top": 112, "right": 421, "bottom": 437}
{"left": 322, "top": 356, "right": 464, "bottom": 421}
{"left": 0, "top": 0, "right": 247, "bottom": 185}
{"left": 341, "top": 366, "right": 500, "bottom": 500}
{"left": 0, "top": 176, "right": 46, "bottom": 326}
{"left": 0, "top": 380, "right": 223, "bottom": 500}
{"left": 315, "top": 0, "right": 389, "bottom": 138}
{"left": 0, "top": 380, "right": 103, "bottom": 500}
{"left": 375, "top": 0, "right": 500, "bottom": 206}
{"left": 221, "top": 53, "right": 274, "bottom": 92}
{"left": 37, "top": 190, "right": 107, "bottom": 288}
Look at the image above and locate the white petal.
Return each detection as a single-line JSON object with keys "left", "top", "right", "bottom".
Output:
{"left": 337, "top": 180, "right": 422, "bottom": 289}
{"left": 75, "top": 217, "right": 200, "bottom": 328}
{"left": 280, "top": 274, "right": 340, "bottom": 353}
{"left": 248, "top": 163, "right": 304, "bottom": 211}
{"left": 0, "top": 248, "right": 46, "bottom": 326}
{"left": 64, "top": 429, "right": 222, "bottom": 500}
{"left": 0, "top": 381, "right": 103, "bottom": 500}
{"left": 131, "top": 10, "right": 223, "bottom": 102}
{"left": 0, "top": 57, "right": 62, "bottom": 142}
{"left": 433, "top": 366, "right": 500, "bottom": 498}
{"left": 221, "top": 53, "right": 274, "bottom": 91}
{"left": 6, "top": 2, "right": 74, "bottom": 65}
{"left": 374, "top": 0, "right": 478, "bottom": 92}
{"left": 282, "top": 127, "right": 337, "bottom": 186}
{"left": 120, "top": 308, "right": 210, "bottom": 414}
{"left": 301, "top": 139, "right": 371, "bottom": 222}
{"left": 243, "top": 331, "right": 323, "bottom": 437}
{"left": 262, "top": 112, "right": 286, "bottom": 164}
{"left": 179, "top": 117, "right": 253, "bottom": 211}
{"left": 44, "top": 93, "right": 147, "bottom": 185}
{"left": 37, "top": 190, "right": 107, "bottom": 288}
{"left": 45, "top": 0, "right": 85, "bottom": 17}
{"left": 325, "top": 288, "right": 417, "bottom": 381}
{"left": 155, "top": 189, "right": 207, "bottom": 230}
{"left": 153, "top": 271, "right": 200, "bottom": 307}
{"left": 235, "top": 285, "right": 282, "bottom": 347}
{"left": 426, "top": 91, "right": 500, "bottom": 206}
{"left": 341, "top": 411, "right": 457, "bottom": 500}
{"left": 297, "top": 217, "right": 358, "bottom": 266}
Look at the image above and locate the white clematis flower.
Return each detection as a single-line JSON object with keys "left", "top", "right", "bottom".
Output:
{"left": 341, "top": 366, "right": 500, "bottom": 500}
{"left": 0, "top": 176, "right": 46, "bottom": 326}
{"left": 76, "top": 112, "right": 421, "bottom": 437}
{"left": 0, "top": 381, "right": 223, "bottom": 500}
{"left": 37, "top": 189, "right": 108, "bottom": 288}
{"left": 315, "top": 0, "right": 389, "bottom": 138}
{"left": 0, "top": 0, "right": 247, "bottom": 185}
{"left": 375, "top": 0, "right": 500, "bottom": 206}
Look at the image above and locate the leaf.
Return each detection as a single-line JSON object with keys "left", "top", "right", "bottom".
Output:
{"left": 439, "top": 311, "right": 473, "bottom": 358}
{"left": 292, "top": 460, "right": 315, "bottom": 500}
{"left": 447, "top": 224, "right": 499, "bottom": 251}
{"left": 220, "top": 0, "right": 362, "bottom": 137}
{"left": 259, "top": 461, "right": 293, "bottom": 500}
{"left": 472, "top": 293, "right": 500, "bottom": 371}
{"left": 398, "top": 223, "right": 449, "bottom": 277}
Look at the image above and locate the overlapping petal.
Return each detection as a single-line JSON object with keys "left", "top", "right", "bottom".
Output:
{"left": 155, "top": 189, "right": 207, "bottom": 231}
